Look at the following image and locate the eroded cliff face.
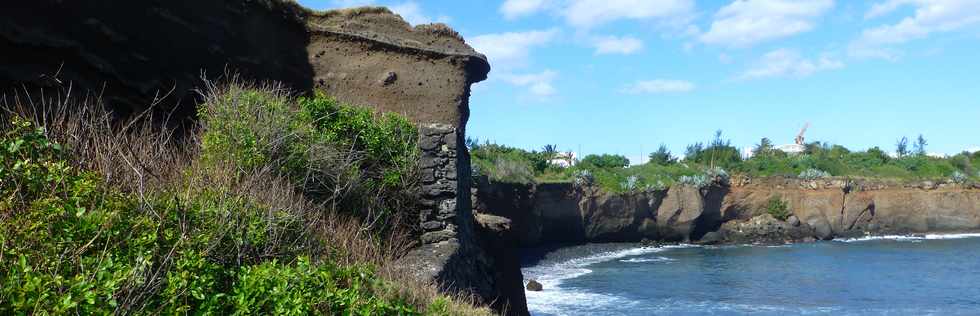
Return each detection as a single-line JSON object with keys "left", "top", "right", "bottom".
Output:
{"left": 1, "top": 3, "right": 525, "bottom": 315}
{"left": 474, "top": 177, "right": 980, "bottom": 247}
{"left": 0, "top": 2, "right": 487, "bottom": 128}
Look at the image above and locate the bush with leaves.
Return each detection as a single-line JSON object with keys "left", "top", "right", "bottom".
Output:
{"left": 798, "top": 168, "right": 831, "bottom": 180}
{"left": 951, "top": 171, "right": 968, "bottom": 184}
{"left": 198, "top": 84, "right": 419, "bottom": 231}
{"left": 620, "top": 175, "right": 639, "bottom": 192}
{"left": 580, "top": 154, "right": 630, "bottom": 169}
{"left": 706, "top": 166, "right": 730, "bottom": 185}
{"left": 766, "top": 196, "right": 792, "bottom": 221}
{"left": 470, "top": 141, "right": 552, "bottom": 183}
{"left": 572, "top": 169, "right": 595, "bottom": 187}
{"left": 0, "top": 117, "right": 427, "bottom": 315}
{"left": 648, "top": 144, "right": 676, "bottom": 165}
{"left": 678, "top": 174, "right": 711, "bottom": 188}
{"left": 1, "top": 83, "right": 493, "bottom": 315}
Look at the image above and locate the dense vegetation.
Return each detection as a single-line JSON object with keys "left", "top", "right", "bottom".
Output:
{"left": 470, "top": 130, "right": 980, "bottom": 193}
{"left": 0, "top": 82, "right": 489, "bottom": 315}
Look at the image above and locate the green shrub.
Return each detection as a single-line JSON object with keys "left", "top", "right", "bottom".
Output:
{"left": 766, "top": 196, "right": 791, "bottom": 221}
{"left": 572, "top": 169, "right": 595, "bottom": 187}
{"left": 798, "top": 168, "right": 831, "bottom": 180}
{"left": 198, "top": 85, "right": 419, "bottom": 231}
{"left": 620, "top": 175, "right": 639, "bottom": 192}
{"left": 648, "top": 144, "right": 676, "bottom": 165}
{"left": 678, "top": 174, "right": 711, "bottom": 188}
{"left": 951, "top": 171, "right": 968, "bottom": 183}
{"left": 580, "top": 154, "right": 630, "bottom": 169}
{"left": 0, "top": 118, "right": 422, "bottom": 315}
{"left": 1, "top": 118, "right": 156, "bottom": 314}
{"left": 470, "top": 141, "right": 551, "bottom": 184}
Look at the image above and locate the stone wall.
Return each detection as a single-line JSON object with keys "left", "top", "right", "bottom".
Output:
{"left": 418, "top": 124, "right": 460, "bottom": 244}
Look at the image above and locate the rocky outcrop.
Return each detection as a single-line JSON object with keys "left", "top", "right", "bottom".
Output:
{"left": 0, "top": 2, "right": 487, "bottom": 128}
{"left": 716, "top": 214, "right": 815, "bottom": 244}
{"left": 474, "top": 177, "right": 980, "bottom": 246}
{"left": 473, "top": 180, "right": 730, "bottom": 245}
{"left": 1, "top": 3, "right": 525, "bottom": 314}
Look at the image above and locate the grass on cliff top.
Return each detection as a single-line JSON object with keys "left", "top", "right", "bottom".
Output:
{"left": 471, "top": 132, "right": 980, "bottom": 193}
{"left": 0, "top": 81, "right": 491, "bottom": 315}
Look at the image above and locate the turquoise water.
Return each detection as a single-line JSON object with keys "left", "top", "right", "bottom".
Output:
{"left": 522, "top": 234, "right": 980, "bottom": 315}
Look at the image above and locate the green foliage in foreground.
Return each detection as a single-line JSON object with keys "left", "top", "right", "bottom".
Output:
{"left": 471, "top": 131, "right": 980, "bottom": 193}
{"left": 199, "top": 88, "right": 418, "bottom": 185}
{"left": 199, "top": 87, "right": 419, "bottom": 230}
{"left": 0, "top": 118, "right": 422, "bottom": 315}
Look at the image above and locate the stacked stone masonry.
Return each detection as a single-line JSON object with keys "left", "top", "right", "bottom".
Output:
{"left": 419, "top": 123, "right": 460, "bottom": 244}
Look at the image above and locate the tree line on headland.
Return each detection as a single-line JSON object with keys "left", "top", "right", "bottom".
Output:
{"left": 470, "top": 130, "right": 978, "bottom": 193}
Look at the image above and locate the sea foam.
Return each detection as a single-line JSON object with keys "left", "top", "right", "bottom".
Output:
{"left": 523, "top": 245, "right": 697, "bottom": 315}
{"left": 836, "top": 232, "right": 980, "bottom": 243}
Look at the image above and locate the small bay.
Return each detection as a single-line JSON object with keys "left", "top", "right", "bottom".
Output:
{"left": 523, "top": 235, "right": 980, "bottom": 315}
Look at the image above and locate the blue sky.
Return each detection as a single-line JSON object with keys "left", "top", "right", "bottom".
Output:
{"left": 300, "top": 0, "right": 980, "bottom": 163}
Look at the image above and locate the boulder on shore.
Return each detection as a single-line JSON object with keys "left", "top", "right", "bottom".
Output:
{"left": 526, "top": 280, "right": 543, "bottom": 291}
{"left": 718, "top": 214, "right": 813, "bottom": 244}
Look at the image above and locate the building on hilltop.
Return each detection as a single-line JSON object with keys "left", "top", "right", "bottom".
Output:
{"left": 549, "top": 152, "right": 576, "bottom": 168}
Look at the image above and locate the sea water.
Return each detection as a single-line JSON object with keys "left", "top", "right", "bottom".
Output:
{"left": 522, "top": 234, "right": 980, "bottom": 315}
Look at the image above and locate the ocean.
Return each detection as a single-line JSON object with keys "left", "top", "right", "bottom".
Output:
{"left": 522, "top": 234, "right": 980, "bottom": 315}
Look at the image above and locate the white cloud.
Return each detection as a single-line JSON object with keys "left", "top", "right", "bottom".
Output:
{"left": 500, "top": 70, "right": 559, "bottom": 98}
{"left": 469, "top": 29, "right": 558, "bottom": 70}
{"left": 700, "top": 0, "right": 835, "bottom": 47}
{"left": 621, "top": 79, "right": 696, "bottom": 94}
{"left": 738, "top": 49, "right": 843, "bottom": 80}
{"left": 593, "top": 36, "right": 644, "bottom": 55}
{"left": 389, "top": 1, "right": 450, "bottom": 26}
{"left": 563, "top": 0, "right": 696, "bottom": 29}
{"left": 851, "top": 0, "right": 980, "bottom": 58}
{"left": 500, "top": 0, "right": 552, "bottom": 19}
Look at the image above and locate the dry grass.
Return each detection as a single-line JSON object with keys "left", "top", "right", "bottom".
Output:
{"left": 1, "top": 83, "right": 494, "bottom": 315}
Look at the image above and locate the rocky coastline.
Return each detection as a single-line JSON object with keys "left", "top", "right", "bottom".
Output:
{"left": 473, "top": 175, "right": 980, "bottom": 249}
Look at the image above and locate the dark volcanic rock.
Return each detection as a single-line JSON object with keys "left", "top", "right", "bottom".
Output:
{"left": 787, "top": 215, "right": 801, "bottom": 227}
{"left": 475, "top": 214, "right": 530, "bottom": 316}
{"left": 655, "top": 186, "right": 705, "bottom": 242}
{"left": 526, "top": 280, "right": 543, "bottom": 292}
{"left": 698, "top": 231, "right": 725, "bottom": 245}
{"left": 719, "top": 214, "right": 814, "bottom": 244}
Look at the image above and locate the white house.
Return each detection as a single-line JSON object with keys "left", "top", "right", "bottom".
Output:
{"left": 549, "top": 152, "right": 576, "bottom": 168}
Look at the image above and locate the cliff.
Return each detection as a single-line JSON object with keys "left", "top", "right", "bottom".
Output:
{"left": 474, "top": 176, "right": 980, "bottom": 247}
{"left": 1, "top": 2, "right": 524, "bottom": 315}
{"left": 0, "top": 2, "right": 488, "bottom": 126}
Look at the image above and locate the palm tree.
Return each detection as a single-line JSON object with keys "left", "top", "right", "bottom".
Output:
{"left": 541, "top": 144, "right": 559, "bottom": 158}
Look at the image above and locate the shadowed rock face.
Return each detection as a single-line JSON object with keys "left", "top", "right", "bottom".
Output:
{"left": 474, "top": 178, "right": 980, "bottom": 246}
{"left": 0, "top": 1, "right": 488, "bottom": 129}
{"left": 0, "top": 0, "right": 313, "bottom": 118}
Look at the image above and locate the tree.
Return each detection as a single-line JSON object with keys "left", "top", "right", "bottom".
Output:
{"left": 682, "top": 130, "right": 741, "bottom": 168}
{"left": 896, "top": 136, "right": 909, "bottom": 158}
{"left": 867, "top": 146, "right": 890, "bottom": 164}
{"left": 580, "top": 154, "right": 630, "bottom": 169}
{"left": 710, "top": 130, "right": 730, "bottom": 148}
{"left": 685, "top": 142, "right": 704, "bottom": 160}
{"left": 914, "top": 134, "right": 928, "bottom": 156}
{"left": 648, "top": 144, "right": 676, "bottom": 165}
{"left": 541, "top": 144, "right": 559, "bottom": 161}
{"left": 753, "top": 137, "right": 774, "bottom": 156}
